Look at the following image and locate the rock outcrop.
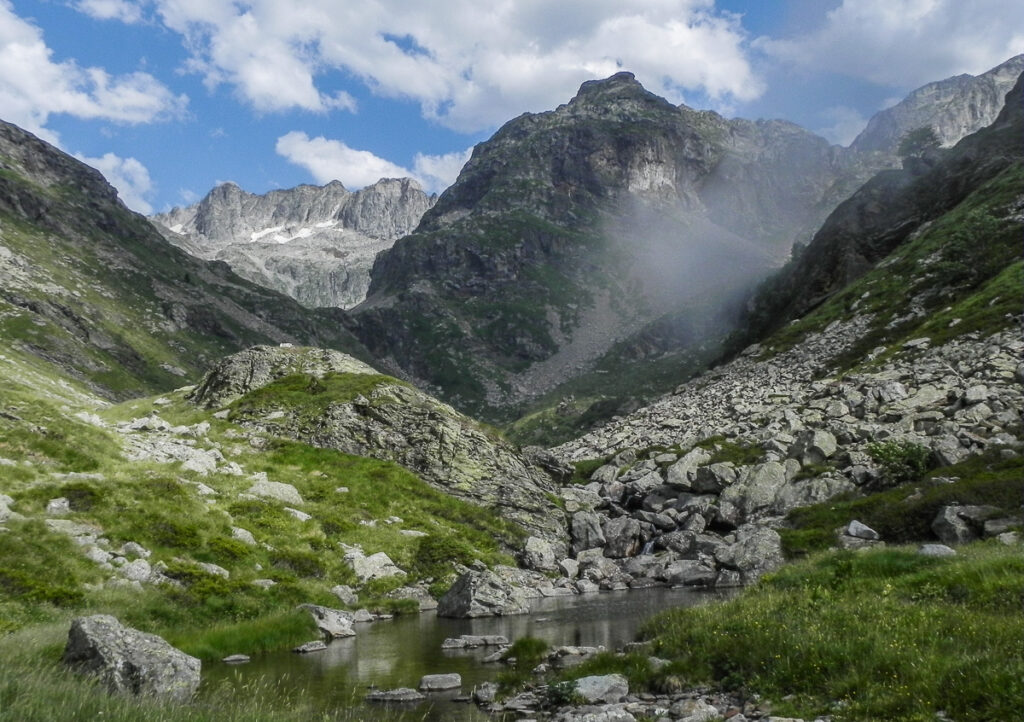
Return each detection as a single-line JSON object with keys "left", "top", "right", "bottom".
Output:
{"left": 62, "top": 615, "right": 200, "bottom": 701}
{"left": 437, "top": 568, "right": 532, "bottom": 618}
{"left": 153, "top": 179, "right": 435, "bottom": 309}
{"left": 190, "top": 345, "right": 568, "bottom": 545}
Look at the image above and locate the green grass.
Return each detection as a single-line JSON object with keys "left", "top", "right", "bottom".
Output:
{"left": 565, "top": 544, "right": 1023, "bottom": 721}
{"left": 751, "top": 163, "right": 1023, "bottom": 371}
{"left": 228, "top": 372, "right": 409, "bottom": 420}
{"left": 779, "top": 450, "right": 1022, "bottom": 556}
{"left": 0, "top": 372, "right": 520, "bottom": 661}
{"left": 0, "top": 624, "right": 379, "bottom": 722}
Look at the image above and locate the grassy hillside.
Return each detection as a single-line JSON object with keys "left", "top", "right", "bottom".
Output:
{"left": 0, "top": 120, "right": 369, "bottom": 402}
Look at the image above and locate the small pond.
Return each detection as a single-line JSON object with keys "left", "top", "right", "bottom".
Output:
{"left": 203, "top": 587, "right": 729, "bottom": 720}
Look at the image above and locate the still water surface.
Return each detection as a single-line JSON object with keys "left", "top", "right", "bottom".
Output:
{"left": 204, "top": 587, "right": 727, "bottom": 720}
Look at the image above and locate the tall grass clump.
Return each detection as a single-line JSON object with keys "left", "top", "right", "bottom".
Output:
{"left": 637, "top": 543, "right": 1024, "bottom": 721}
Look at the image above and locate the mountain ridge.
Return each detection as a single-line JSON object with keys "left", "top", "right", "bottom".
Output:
{"left": 152, "top": 178, "right": 435, "bottom": 309}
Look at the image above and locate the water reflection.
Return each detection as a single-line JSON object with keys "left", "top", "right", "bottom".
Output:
{"left": 204, "top": 587, "right": 729, "bottom": 721}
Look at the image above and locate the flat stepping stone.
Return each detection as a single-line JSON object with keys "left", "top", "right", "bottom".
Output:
{"left": 292, "top": 640, "right": 328, "bottom": 654}
{"left": 419, "top": 673, "right": 461, "bottom": 691}
{"left": 366, "top": 688, "right": 425, "bottom": 703}
{"left": 222, "top": 654, "right": 250, "bottom": 664}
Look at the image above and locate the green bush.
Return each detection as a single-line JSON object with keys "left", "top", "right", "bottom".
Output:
{"left": 269, "top": 549, "right": 323, "bottom": 579}
{"left": 868, "top": 440, "right": 932, "bottom": 485}
{"left": 410, "top": 534, "right": 478, "bottom": 579}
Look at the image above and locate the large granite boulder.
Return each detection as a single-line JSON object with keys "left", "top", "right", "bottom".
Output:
{"left": 570, "top": 511, "right": 606, "bottom": 554}
{"left": 297, "top": 604, "right": 356, "bottom": 638}
{"left": 62, "top": 615, "right": 200, "bottom": 701}
{"left": 714, "top": 525, "right": 784, "bottom": 583}
{"left": 602, "top": 517, "right": 645, "bottom": 558}
{"left": 437, "top": 569, "right": 531, "bottom": 618}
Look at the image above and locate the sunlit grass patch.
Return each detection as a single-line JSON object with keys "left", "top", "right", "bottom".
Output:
{"left": 638, "top": 543, "right": 1024, "bottom": 721}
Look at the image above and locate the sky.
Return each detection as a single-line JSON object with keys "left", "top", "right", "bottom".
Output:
{"left": 1, "top": 0, "right": 1021, "bottom": 215}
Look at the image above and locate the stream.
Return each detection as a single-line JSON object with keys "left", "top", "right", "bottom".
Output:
{"left": 202, "top": 587, "right": 729, "bottom": 720}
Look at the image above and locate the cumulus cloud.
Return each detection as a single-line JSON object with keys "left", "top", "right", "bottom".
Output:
{"left": 75, "top": 151, "right": 155, "bottom": 214}
{"left": 145, "top": 0, "right": 761, "bottom": 129}
{"left": 756, "top": 0, "right": 1024, "bottom": 88}
{"left": 276, "top": 131, "right": 413, "bottom": 189}
{"left": 276, "top": 132, "right": 471, "bottom": 193}
{"left": 0, "top": 0, "right": 186, "bottom": 139}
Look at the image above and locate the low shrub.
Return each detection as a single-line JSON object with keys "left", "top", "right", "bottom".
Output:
{"left": 868, "top": 440, "right": 933, "bottom": 485}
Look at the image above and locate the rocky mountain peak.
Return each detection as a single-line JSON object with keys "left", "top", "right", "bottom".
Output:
{"left": 151, "top": 177, "right": 435, "bottom": 309}
{"left": 0, "top": 121, "right": 119, "bottom": 208}
{"left": 850, "top": 54, "right": 1024, "bottom": 155}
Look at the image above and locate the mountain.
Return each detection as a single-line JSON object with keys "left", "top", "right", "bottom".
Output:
{"left": 152, "top": 178, "right": 435, "bottom": 309}
{"left": 349, "top": 72, "right": 856, "bottom": 422}
{"left": 850, "top": 54, "right": 1024, "bottom": 156}
{"left": 0, "top": 120, "right": 370, "bottom": 400}
{"left": 740, "top": 70, "right": 1024, "bottom": 349}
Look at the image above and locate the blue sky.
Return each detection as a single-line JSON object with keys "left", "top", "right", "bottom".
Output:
{"left": 2, "top": 0, "right": 1021, "bottom": 214}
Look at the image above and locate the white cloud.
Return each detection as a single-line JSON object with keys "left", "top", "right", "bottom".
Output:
{"left": 72, "top": 0, "right": 146, "bottom": 24}
{"left": 412, "top": 148, "right": 472, "bottom": 193}
{"left": 146, "top": 0, "right": 761, "bottom": 129}
{"left": 816, "top": 106, "right": 869, "bottom": 146}
{"left": 277, "top": 132, "right": 472, "bottom": 193}
{"left": 0, "top": 0, "right": 186, "bottom": 139}
{"left": 75, "top": 151, "right": 155, "bottom": 214}
{"left": 275, "top": 131, "right": 413, "bottom": 189}
{"left": 756, "top": 0, "right": 1024, "bottom": 89}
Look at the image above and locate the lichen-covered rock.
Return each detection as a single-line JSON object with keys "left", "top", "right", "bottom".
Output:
{"left": 62, "top": 615, "right": 200, "bottom": 701}
{"left": 521, "top": 536, "right": 557, "bottom": 572}
{"left": 188, "top": 345, "right": 378, "bottom": 408}
{"left": 366, "top": 687, "right": 426, "bottom": 703}
{"left": 574, "top": 673, "right": 629, "bottom": 703}
{"left": 246, "top": 479, "right": 304, "bottom": 506}
{"left": 570, "top": 511, "right": 606, "bottom": 554}
{"left": 437, "top": 569, "right": 531, "bottom": 618}
{"left": 714, "top": 525, "right": 784, "bottom": 583}
{"left": 418, "top": 673, "right": 461, "bottom": 691}
{"left": 601, "top": 517, "right": 645, "bottom": 558}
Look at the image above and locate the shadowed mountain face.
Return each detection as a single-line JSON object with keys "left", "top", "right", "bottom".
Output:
{"left": 348, "top": 72, "right": 860, "bottom": 419}
{"left": 0, "top": 120, "right": 371, "bottom": 400}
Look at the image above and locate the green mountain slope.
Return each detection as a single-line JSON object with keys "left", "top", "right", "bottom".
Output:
{"left": 0, "top": 120, "right": 370, "bottom": 400}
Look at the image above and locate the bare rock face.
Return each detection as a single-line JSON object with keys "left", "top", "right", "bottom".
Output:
{"left": 851, "top": 54, "right": 1023, "bottom": 156}
{"left": 62, "top": 615, "right": 200, "bottom": 701}
{"left": 152, "top": 178, "right": 435, "bottom": 309}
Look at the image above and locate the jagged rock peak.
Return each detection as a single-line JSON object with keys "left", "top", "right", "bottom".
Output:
{"left": 567, "top": 71, "right": 677, "bottom": 115}
{"left": 151, "top": 177, "right": 436, "bottom": 309}
{"left": 850, "top": 54, "right": 1024, "bottom": 154}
